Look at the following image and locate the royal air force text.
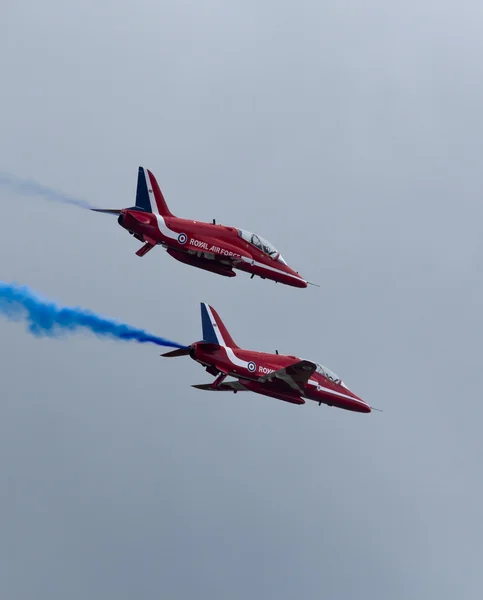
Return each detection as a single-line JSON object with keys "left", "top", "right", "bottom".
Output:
{"left": 189, "top": 238, "right": 241, "bottom": 259}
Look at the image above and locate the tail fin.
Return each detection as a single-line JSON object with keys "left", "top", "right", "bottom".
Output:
{"left": 200, "top": 303, "right": 239, "bottom": 348}
{"left": 135, "top": 167, "right": 174, "bottom": 216}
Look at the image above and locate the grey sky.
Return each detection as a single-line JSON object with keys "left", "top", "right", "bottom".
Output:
{"left": 1, "top": 1, "right": 483, "bottom": 598}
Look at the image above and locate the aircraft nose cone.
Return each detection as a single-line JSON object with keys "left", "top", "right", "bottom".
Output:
{"left": 295, "top": 277, "right": 308, "bottom": 288}
{"left": 347, "top": 388, "right": 371, "bottom": 413}
{"left": 288, "top": 270, "right": 308, "bottom": 288}
{"left": 353, "top": 395, "right": 372, "bottom": 413}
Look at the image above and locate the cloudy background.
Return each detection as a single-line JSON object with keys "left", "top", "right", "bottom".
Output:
{"left": 2, "top": 1, "right": 483, "bottom": 597}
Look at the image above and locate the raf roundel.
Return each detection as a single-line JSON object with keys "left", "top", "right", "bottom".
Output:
{"left": 177, "top": 233, "right": 188, "bottom": 244}
{"left": 247, "top": 361, "right": 256, "bottom": 373}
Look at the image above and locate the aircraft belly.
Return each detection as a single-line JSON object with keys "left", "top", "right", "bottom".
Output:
{"left": 166, "top": 248, "right": 236, "bottom": 277}
{"left": 238, "top": 378, "right": 304, "bottom": 405}
{"left": 188, "top": 250, "right": 216, "bottom": 260}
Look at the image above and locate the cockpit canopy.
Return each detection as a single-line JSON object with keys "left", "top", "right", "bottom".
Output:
{"left": 238, "top": 229, "right": 287, "bottom": 265}
{"left": 316, "top": 364, "right": 341, "bottom": 384}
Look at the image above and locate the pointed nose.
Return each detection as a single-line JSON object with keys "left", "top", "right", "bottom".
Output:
{"left": 292, "top": 276, "right": 308, "bottom": 288}
{"left": 352, "top": 395, "right": 371, "bottom": 413}
{"left": 287, "top": 269, "right": 308, "bottom": 288}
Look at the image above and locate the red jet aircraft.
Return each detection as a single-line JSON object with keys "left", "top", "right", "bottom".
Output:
{"left": 162, "top": 303, "right": 372, "bottom": 413}
{"left": 92, "top": 167, "right": 310, "bottom": 288}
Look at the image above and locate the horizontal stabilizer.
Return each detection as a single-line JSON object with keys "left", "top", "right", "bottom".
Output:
{"left": 91, "top": 208, "right": 122, "bottom": 215}
{"left": 160, "top": 347, "right": 191, "bottom": 358}
{"left": 136, "top": 242, "right": 155, "bottom": 257}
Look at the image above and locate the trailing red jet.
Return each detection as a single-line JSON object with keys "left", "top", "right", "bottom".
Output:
{"left": 92, "top": 167, "right": 310, "bottom": 288}
{"left": 162, "top": 303, "right": 372, "bottom": 413}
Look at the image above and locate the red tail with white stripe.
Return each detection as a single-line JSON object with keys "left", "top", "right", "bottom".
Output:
{"left": 201, "top": 303, "right": 239, "bottom": 348}
{"left": 135, "top": 167, "right": 174, "bottom": 217}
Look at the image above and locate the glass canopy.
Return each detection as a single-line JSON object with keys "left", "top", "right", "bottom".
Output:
{"left": 316, "top": 364, "right": 341, "bottom": 384}
{"left": 238, "top": 229, "right": 287, "bottom": 265}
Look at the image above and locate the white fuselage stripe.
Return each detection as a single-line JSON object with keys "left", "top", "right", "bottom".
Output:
{"left": 154, "top": 214, "right": 178, "bottom": 240}
{"left": 240, "top": 256, "right": 305, "bottom": 283}
{"left": 143, "top": 168, "right": 158, "bottom": 214}
{"left": 307, "top": 379, "right": 368, "bottom": 406}
{"left": 225, "top": 347, "right": 249, "bottom": 369}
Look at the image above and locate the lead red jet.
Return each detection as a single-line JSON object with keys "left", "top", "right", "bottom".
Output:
{"left": 92, "top": 167, "right": 311, "bottom": 288}
{"left": 162, "top": 303, "right": 372, "bottom": 413}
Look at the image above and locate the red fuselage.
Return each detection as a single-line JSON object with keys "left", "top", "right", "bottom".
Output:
{"left": 191, "top": 342, "right": 371, "bottom": 413}
{"left": 118, "top": 209, "right": 308, "bottom": 288}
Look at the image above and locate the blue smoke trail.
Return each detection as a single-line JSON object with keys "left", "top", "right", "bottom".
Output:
{"left": 0, "top": 281, "right": 186, "bottom": 349}
{"left": 0, "top": 172, "right": 97, "bottom": 210}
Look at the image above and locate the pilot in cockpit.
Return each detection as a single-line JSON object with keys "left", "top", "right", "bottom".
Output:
{"left": 316, "top": 364, "right": 341, "bottom": 384}
{"left": 252, "top": 234, "right": 277, "bottom": 258}
{"left": 250, "top": 233, "right": 263, "bottom": 250}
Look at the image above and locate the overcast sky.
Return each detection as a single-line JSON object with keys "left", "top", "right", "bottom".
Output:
{"left": 2, "top": 1, "right": 483, "bottom": 598}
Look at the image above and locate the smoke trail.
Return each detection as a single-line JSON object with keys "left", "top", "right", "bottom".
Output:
{"left": 0, "top": 281, "right": 186, "bottom": 349}
{"left": 0, "top": 172, "right": 97, "bottom": 210}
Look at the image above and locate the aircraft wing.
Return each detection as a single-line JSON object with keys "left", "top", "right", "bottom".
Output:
{"left": 192, "top": 380, "right": 249, "bottom": 392}
{"left": 258, "top": 359, "right": 316, "bottom": 392}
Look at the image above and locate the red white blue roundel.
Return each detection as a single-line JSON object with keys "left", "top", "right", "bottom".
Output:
{"left": 178, "top": 233, "right": 188, "bottom": 244}
{"left": 247, "top": 361, "right": 256, "bottom": 373}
